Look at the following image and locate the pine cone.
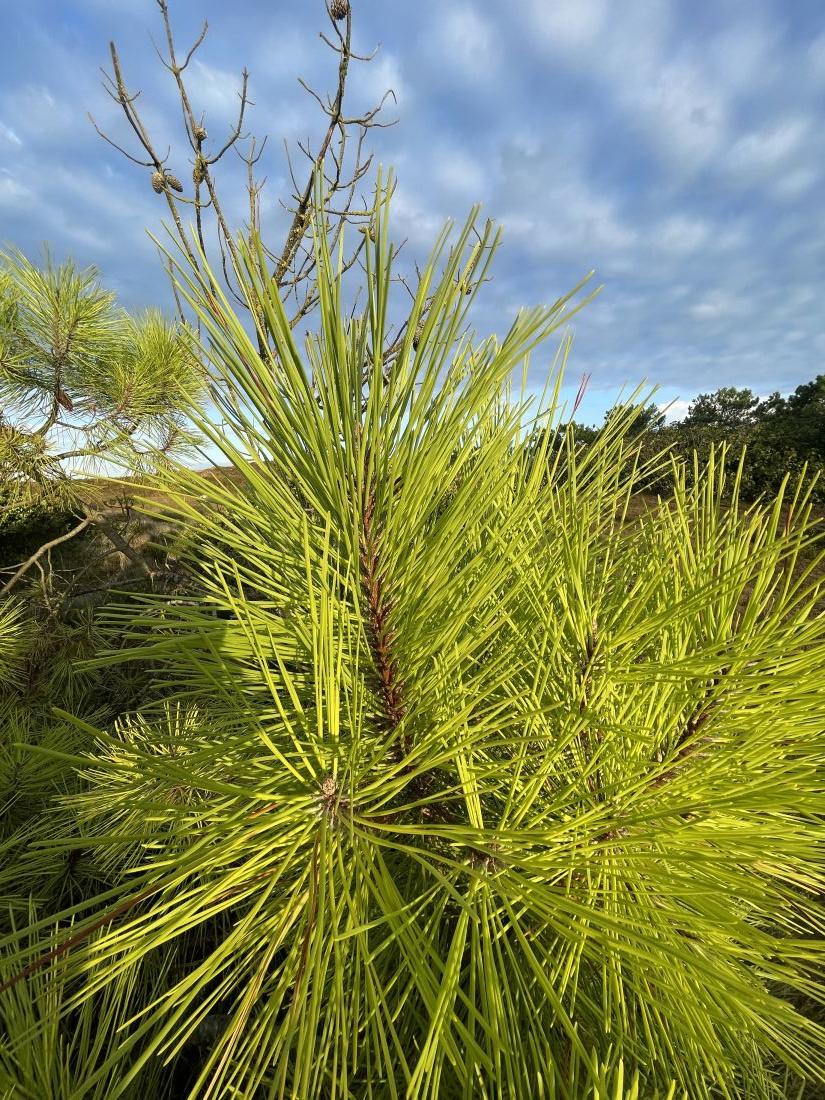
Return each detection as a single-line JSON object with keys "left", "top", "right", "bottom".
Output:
{"left": 165, "top": 173, "right": 184, "bottom": 193}
{"left": 330, "top": 0, "right": 350, "bottom": 20}
{"left": 193, "top": 156, "right": 207, "bottom": 185}
{"left": 412, "top": 322, "right": 424, "bottom": 350}
{"left": 151, "top": 170, "right": 165, "bottom": 194}
{"left": 192, "top": 123, "right": 208, "bottom": 142}
{"left": 358, "top": 223, "right": 376, "bottom": 242}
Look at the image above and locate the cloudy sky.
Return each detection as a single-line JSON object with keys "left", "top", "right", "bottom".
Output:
{"left": 2, "top": 0, "right": 824, "bottom": 425}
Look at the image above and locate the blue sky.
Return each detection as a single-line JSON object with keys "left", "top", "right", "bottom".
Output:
{"left": 2, "top": 0, "right": 825, "bottom": 425}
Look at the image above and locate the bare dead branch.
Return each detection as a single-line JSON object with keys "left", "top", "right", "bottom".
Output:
{"left": 208, "top": 70, "right": 252, "bottom": 164}
{"left": 92, "top": 1, "right": 394, "bottom": 331}
{"left": 0, "top": 518, "right": 91, "bottom": 596}
{"left": 182, "top": 20, "right": 209, "bottom": 69}
{"left": 87, "top": 114, "right": 155, "bottom": 167}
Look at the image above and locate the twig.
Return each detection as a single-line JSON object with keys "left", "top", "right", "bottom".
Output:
{"left": 0, "top": 518, "right": 91, "bottom": 596}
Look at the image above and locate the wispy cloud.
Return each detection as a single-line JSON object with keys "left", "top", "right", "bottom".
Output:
{"left": 188, "top": 60, "right": 249, "bottom": 119}
{"left": 0, "top": 122, "right": 22, "bottom": 147}
{"left": 433, "top": 4, "right": 498, "bottom": 80}
{"left": 1, "top": 0, "right": 823, "bottom": 426}
{"left": 661, "top": 397, "right": 691, "bottom": 422}
{"left": 0, "top": 171, "right": 34, "bottom": 208}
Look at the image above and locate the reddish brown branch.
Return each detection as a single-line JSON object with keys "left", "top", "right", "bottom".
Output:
{"left": 359, "top": 487, "right": 407, "bottom": 740}
{"left": 0, "top": 881, "right": 162, "bottom": 996}
{"left": 650, "top": 670, "right": 727, "bottom": 788}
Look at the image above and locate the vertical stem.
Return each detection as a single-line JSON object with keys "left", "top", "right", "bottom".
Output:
{"left": 359, "top": 487, "right": 407, "bottom": 750}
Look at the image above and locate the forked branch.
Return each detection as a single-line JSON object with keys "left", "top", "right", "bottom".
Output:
{"left": 91, "top": 0, "right": 396, "bottom": 326}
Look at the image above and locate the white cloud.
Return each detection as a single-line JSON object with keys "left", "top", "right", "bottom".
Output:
{"left": 661, "top": 397, "right": 690, "bottom": 422}
{"left": 503, "top": 185, "right": 635, "bottom": 258}
{"left": 525, "top": 0, "right": 670, "bottom": 75}
{"left": 655, "top": 214, "right": 710, "bottom": 255}
{"left": 349, "top": 52, "right": 406, "bottom": 111}
{"left": 493, "top": 138, "right": 637, "bottom": 266}
{"left": 49, "top": 166, "right": 155, "bottom": 227}
{"left": 432, "top": 146, "right": 486, "bottom": 200}
{"left": 523, "top": 2, "right": 728, "bottom": 176}
{"left": 786, "top": 285, "right": 817, "bottom": 311}
{"left": 0, "top": 172, "right": 33, "bottom": 208}
{"left": 0, "top": 84, "right": 77, "bottom": 143}
{"left": 526, "top": 0, "right": 608, "bottom": 53}
{"left": 689, "top": 292, "right": 746, "bottom": 322}
{"left": 189, "top": 60, "right": 248, "bottom": 119}
{"left": 433, "top": 4, "right": 498, "bottom": 80}
{"left": 626, "top": 59, "right": 730, "bottom": 173}
{"left": 0, "top": 121, "right": 22, "bottom": 147}
{"left": 389, "top": 183, "right": 445, "bottom": 250}
{"left": 774, "top": 168, "right": 818, "bottom": 201}
{"left": 726, "top": 116, "right": 811, "bottom": 179}
{"left": 714, "top": 223, "right": 748, "bottom": 252}
{"left": 507, "top": 131, "right": 542, "bottom": 159}
{"left": 807, "top": 33, "right": 825, "bottom": 86}
{"left": 708, "top": 19, "right": 780, "bottom": 94}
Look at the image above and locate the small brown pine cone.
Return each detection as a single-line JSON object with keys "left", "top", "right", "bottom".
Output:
{"left": 165, "top": 173, "right": 184, "bottom": 193}
{"left": 192, "top": 123, "right": 207, "bottom": 142}
{"left": 412, "top": 322, "right": 424, "bottom": 350}
{"left": 192, "top": 156, "right": 207, "bottom": 185}
{"left": 151, "top": 170, "right": 165, "bottom": 194}
{"left": 330, "top": 0, "right": 350, "bottom": 20}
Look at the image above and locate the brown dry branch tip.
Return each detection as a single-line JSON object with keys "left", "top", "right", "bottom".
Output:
{"left": 91, "top": 0, "right": 396, "bottom": 327}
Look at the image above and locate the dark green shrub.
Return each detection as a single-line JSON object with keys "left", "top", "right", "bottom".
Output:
{"left": 0, "top": 500, "right": 79, "bottom": 562}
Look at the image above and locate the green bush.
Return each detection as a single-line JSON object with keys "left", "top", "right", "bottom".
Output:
{"left": 0, "top": 499, "right": 79, "bottom": 557}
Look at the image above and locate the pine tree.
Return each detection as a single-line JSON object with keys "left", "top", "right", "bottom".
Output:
{"left": 0, "top": 185, "right": 823, "bottom": 1098}
{"left": 0, "top": 248, "right": 207, "bottom": 595}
